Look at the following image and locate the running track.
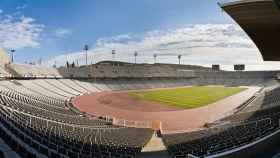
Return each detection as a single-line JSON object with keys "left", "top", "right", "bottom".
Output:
{"left": 73, "top": 87, "right": 260, "bottom": 133}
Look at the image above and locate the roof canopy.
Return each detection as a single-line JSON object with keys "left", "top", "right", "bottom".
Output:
{"left": 221, "top": 0, "right": 280, "bottom": 61}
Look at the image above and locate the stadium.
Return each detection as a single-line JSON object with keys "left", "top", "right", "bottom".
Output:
{"left": 1, "top": 0, "right": 280, "bottom": 158}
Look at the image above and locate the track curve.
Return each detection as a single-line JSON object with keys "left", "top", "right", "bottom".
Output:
{"left": 73, "top": 87, "right": 260, "bottom": 133}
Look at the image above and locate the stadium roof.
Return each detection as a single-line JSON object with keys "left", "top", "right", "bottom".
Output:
{"left": 220, "top": 0, "right": 280, "bottom": 61}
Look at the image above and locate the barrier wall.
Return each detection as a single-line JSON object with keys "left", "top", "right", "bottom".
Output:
{"left": 113, "top": 118, "right": 161, "bottom": 130}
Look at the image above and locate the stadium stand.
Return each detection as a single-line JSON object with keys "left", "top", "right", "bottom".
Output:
{"left": 163, "top": 110, "right": 280, "bottom": 157}
{"left": 7, "top": 64, "right": 61, "bottom": 78}
{"left": 163, "top": 86, "right": 280, "bottom": 158}
{"left": 0, "top": 80, "right": 154, "bottom": 158}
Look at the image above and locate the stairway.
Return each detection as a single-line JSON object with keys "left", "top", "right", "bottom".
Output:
{"left": 139, "top": 133, "right": 170, "bottom": 158}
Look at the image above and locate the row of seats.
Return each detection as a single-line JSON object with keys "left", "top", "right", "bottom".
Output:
{"left": 0, "top": 108, "right": 153, "bottom": 158}
{"left": 57, "top": 63, "right": 203, "bottom": 78}
{"left": 0, "top": 91, "right": 112, "bottom": 127}
{"left": 8, "top": 64, "right": 62, "bottom": 78}
{"left": 0, "top": 79, "right": 154, "bottom": 158}
{"left": 164, "top": 119, "right": 277, "bottom": 157}
{"left": 163, "top": 87, "right": 280, "bottom": 158}
{"left": 234, "top": 86, "right": 280, "bottom": 114}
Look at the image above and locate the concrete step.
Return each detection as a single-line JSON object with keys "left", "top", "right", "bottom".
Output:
{"left": 139, "top": 133, "right": 170, "bottom": 158}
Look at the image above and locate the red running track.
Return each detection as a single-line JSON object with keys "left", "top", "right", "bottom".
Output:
{"left": 73, "top": 87, "right": 260, "bottom": 133}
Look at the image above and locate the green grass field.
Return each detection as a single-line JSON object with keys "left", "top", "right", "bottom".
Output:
{"left": 129, "top": 86, "right": 247, "bottom": 109}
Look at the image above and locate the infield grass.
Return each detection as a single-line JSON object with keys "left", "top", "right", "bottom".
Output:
{"left": 128, "top": 86, "right": 247, "bottom": 109}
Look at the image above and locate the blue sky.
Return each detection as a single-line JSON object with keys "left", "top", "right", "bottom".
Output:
{"left": 1, "top": 0, "right": 280, "bottom": 70}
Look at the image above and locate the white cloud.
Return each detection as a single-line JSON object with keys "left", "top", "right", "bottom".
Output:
{"left": 54, "top": 28, "right": 72, "bottom": 38}
{"left": 0, "top": 10, "right": 3, "bottom": 14}
{"left": 0, "top": 14, "right": 44, "bottom": 49}
{"left": 16, "top": 4, "right": 28, "bottom": 10}
{"left": 44, "top": 24, "right": 280, "bottom": 70}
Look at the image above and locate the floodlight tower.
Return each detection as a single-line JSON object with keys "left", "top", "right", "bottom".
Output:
{"left": 112, "top": 50, "right": 116, "bottom": 67}
{"left": 134, "top": 51, "right": 138, "bottom": 64}
{"left": 10, "top": 49, "right": 15, "bottom": 63}
{"left": 112, "top": 50, "right": 116, "bottom": 61}
{"left": 178, "top": 54, "right": 182, "bottom": 65}
{"left": 153, "top": 54, "right": 157, "bottom": 64}
{"left": 84, "top": 44, "right": 89, "bottom": 65}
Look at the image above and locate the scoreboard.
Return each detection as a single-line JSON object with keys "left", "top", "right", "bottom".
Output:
{"left": 212, "top": 65, "right": 220, "bottom": 71}
{"left": 234, "top": 64, "right": 245, "bottom": 71}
